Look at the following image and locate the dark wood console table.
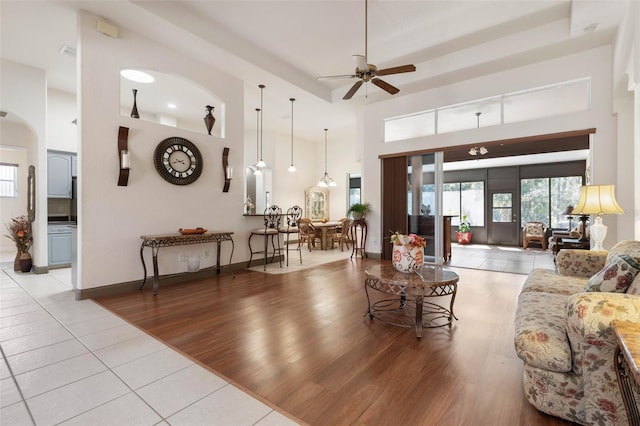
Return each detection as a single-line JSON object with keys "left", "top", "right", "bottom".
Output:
{"left": 139, "top": 231, "right": 234, "bottom": 295}
{"left": 612, "top": 320, "right": 640, "bottom": 425}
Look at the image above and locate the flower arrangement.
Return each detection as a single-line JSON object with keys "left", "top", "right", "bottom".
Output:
{"left": 5, "top": 215, "right": 33, "bottom": 254}
{"left": 390, "top": 231, "right": 426, "bottom": 248}
{"left": 390, "top": 231, "right": 426, "bottom": 272}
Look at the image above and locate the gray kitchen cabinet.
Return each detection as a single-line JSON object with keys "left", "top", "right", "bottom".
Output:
{"left": 48, "top": 224, "right": 72, "bottom": 267}
{"left": 71, "top": 154, "right": 77, "bottom": 177}
{"left": 47, "top": 152, "right": 73, "bottom": 198}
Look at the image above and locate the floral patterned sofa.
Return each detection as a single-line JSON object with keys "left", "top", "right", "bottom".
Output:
{"left": 514, "top": 240, "right": 640, "bottom": 425}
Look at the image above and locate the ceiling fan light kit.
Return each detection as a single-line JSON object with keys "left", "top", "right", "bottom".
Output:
{"left": 316, "top": 0, "right": 416, "bottom": 100}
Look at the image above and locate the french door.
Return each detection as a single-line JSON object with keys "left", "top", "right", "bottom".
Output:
{"left": 488, "top": 190, "right": 520, "bottom": 245}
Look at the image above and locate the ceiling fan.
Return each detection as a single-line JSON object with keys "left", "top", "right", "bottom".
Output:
{"left": 317, "top": 0, "right": 416, "bottom": 100}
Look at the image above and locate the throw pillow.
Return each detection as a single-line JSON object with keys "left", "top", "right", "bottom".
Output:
{"left": 586, "top": 254, "right": 640, "bottom": 293}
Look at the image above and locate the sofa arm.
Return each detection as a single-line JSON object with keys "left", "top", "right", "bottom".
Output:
{"left": 566, "top": 293, "right": 640, "bottom": 349}
{"left": 565, "top": 293, "right": 640, "bottom": 424}
{"left": 556, "top": 249, "right": 607, "bottom": 278}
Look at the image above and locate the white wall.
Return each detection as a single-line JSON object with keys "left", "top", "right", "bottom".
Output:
{"left": 361, "top": 46, "right": 622, "bottom": 255}
{"left": 0, "top": 59, "right": 48, "bottom": 268}
{"left": 0, "top": 126, "right": 32, "bottom": 252}
{"left": 47, "top": 88, "right": 77, "bottom": 152}
{"left": 77, "top": 11, "right": 246, "bottom": 290}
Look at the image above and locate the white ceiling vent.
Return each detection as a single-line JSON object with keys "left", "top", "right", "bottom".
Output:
{"left": 97, "top": 19, "right": 119, "bottom": 38}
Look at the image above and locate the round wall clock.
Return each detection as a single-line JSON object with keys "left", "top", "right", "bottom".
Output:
{"left": 154, "top": 137, "right": 203, "bottom": 185}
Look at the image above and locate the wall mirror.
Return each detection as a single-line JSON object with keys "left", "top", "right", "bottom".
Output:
{"left": 305, "top": 186, "right": 329, "bottom": 221}
{"left": 245, "top": 168, "right": 272, "bottom": 214}
{"left": 120, "top": 69, "right": 226, "bottom": 137}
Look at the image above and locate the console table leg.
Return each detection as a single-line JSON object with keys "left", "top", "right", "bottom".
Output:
{"left": 151, "top": 246, "right": 160, "bottom": 296}
{"left": 138, "top": 243, "right": 148, "bottom": 290}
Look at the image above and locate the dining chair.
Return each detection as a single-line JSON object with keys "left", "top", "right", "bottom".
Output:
{"left": 278, "top": 205, "right": 302, "bottom": 266}
{"left": 330, "top": 218, "right": 353, "bottom": 251}
{"left": 247, "top": 205, "right": 283, "bottom": 270}
{"left": 298, "top": 218, "right": 319, "bottom": 252}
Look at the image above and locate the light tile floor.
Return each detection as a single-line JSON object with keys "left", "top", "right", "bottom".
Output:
{"left": 448, "top": 243, "right": 557, "bottom": 274}
{"left": 0, "top": 265, "right": 299, "bottom": 426}
{"left": 0, "top": 243, "right": 554, "bottom": 425}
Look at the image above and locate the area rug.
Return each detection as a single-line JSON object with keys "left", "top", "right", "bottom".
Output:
{"left": 247, "top": 247, "right": 355, "bottom": 274}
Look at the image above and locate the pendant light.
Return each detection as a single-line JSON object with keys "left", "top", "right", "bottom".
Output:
{"left": 318, "top": 128, "right": 336, "bottom": 187}
{"left": 256, "top": 84, "right": 267, "bottom": 168}
{"left": 288, "top": 98, "right": 297, "bottom": 173}
{"left": 254, "top": 107, "right": 262, "bottom": 176}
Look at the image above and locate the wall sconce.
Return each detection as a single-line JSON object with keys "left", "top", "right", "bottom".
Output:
{"left": 222, "top": 147, "right": 231, "bottom": 192}
{"left": 117, "top": 126, "right": 130, "bottom": 186}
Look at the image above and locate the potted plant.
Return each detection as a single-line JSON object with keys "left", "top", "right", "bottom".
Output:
{"left": 456, "top": 214, "right": 472, "bottom": 244}
{"left": 5, "top": 215, "right": 33, "bottom": 272}
{"left": 347, "top": 202, "right": 371, "bottom": 220}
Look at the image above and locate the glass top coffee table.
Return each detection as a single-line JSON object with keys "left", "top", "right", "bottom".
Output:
{"left": 364, "top": 263, "right": 459, "bottom": 337}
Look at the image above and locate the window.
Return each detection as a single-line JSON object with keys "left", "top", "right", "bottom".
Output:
{"left": 492, "top": 193, "right": 513, "bottom": 222}
{"left": 521, "top": 176, "right": 583, "bottom": 228}
{"left": 443, "top": 181, "right": 485, "bottom": 226}
{"left": 348, "top": 175, "right": 361, "bottom": 207}
{"left": 0, "top": 163, "right": 18, "bottom": 198}
{"left": 384, "top": 78, "right": 590, "bottom": 142}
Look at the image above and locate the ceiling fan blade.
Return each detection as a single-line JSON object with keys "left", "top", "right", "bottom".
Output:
{"left": 343, "top": 80, "right": 364, "bottom": 100}
{"left": 372, "top": 78, "right": 399, "bottom": 95}
{"left": 376, "top": 64, "right": 416, "bottom": 76}
{"left": 317, "top": 74, "right": 357, "bottom": 80}
{"left": 353, "top": 54, "right": 367, "bottom": 72}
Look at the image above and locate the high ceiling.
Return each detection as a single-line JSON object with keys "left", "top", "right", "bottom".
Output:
{"left": 0, "top": 0, "right": 628, "bottom": 144}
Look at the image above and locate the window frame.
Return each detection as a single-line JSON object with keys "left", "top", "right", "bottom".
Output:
{"left": 0, "top": 163, "right": 19, "bottom": 198}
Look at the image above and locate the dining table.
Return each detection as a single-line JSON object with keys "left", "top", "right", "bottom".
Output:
{"left": 312, "top": 220, "right": 341, "bottom": 250}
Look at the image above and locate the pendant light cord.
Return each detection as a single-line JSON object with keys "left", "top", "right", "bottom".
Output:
{"left": 259, "top": 85, "right": 265, "bottom": 162}
{"left": 324, "top": 129, "right": 328, "bottom": 174}
{"left": 255, "top": 108, "right": 260, "bottom": 162}
{"left": 289, "top": 98, "right": 296, "bottom": 172}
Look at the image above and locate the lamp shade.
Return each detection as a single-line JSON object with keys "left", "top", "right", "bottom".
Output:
{"left": 571, "top": 185, "right": 624, "bottom": 216}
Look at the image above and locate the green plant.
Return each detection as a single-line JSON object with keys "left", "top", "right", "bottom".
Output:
{"left": 458, "top": 215, "right": 472, "bottom": 233}
{"left": 347, "top": 202, "right": 371, "bottom": 218}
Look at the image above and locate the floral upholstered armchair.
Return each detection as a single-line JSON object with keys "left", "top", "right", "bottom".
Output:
{"left": 522, "top": 221, "right": 548, "bottom": 250}
{"left": 515, "top": 240, "right": 640, "bottom": 425}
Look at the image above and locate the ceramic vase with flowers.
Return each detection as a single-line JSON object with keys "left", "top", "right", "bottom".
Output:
{"left": 5, "top": 215, "right": 33, "bottom": 272}
{"left": 390, "top": 232, "right": 427, "bottom": 273}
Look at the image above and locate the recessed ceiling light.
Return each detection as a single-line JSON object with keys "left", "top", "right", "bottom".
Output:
{"left": 167, "top": 103, "right": 177, "bottom": 109}
{"left": 120, "top": 69, "right": 154, "bottom": 83}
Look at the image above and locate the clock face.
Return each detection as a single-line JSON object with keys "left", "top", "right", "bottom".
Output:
{"left": 154, "top": 137, "right": 203, "bottom": 185}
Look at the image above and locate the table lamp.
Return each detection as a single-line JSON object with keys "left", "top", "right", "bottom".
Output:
{"left": 562, "top": 205, "right": 574, "bottom": 230}
{"left": 571, "top": 185, "right": 624, "bottom": 251}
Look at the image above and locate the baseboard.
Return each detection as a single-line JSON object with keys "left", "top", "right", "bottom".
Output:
{"left": 76, "top": 256, "right": 284, "bottom": 300}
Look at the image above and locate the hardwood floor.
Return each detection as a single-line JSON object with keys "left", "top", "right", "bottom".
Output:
{"left": 94, "top": 259, "right": 575, "bottom": 425}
